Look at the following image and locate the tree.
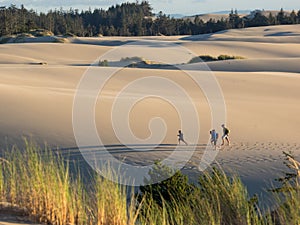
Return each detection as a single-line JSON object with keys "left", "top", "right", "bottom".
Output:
{"left": 297, "top": 10, "right": 300, "bottom": 23}
{"left": 0, "top": 4, "right": 300, "bottom": 38}
{"left": 289, "top": 10, "right": 297, "bottom": 24}
{"left": 277, "top": 8, "right": 286, "bottom": 24}
{"left": 154, "top": 11, "right": 176, "bottom": 35}
{"left": 267, "top": 12, "right": 276, "bottom": 25}
{"left": 247, "top": 12, "right": 269, "bottom": 27}
{"left": 228, "top": 9, "right": 242, "bottom": 29}
{"left": 193, "top": 15, "right": 205, "bottom": 34}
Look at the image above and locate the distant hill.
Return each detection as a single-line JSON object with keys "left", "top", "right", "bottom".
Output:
{"left": 168, "top": 10, "right": 252, "bottom": 19}
{"left": 212, "top": 10, "right": 251, "bottom": 15}
{"left": 245, "top": 10, "right": 292, "bottom": 19}
{"left": 183, "top": 14, "right": 232, "bottom": 22}
{"left": 169, "top": 14, "right": 186, "bottom": 18}
{"left": 183, "top": 9, "right": 291, "bottom": 22}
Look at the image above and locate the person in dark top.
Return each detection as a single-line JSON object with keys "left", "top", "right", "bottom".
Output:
{"left": 221, "top": 124, "right": 230, "bottom": 146}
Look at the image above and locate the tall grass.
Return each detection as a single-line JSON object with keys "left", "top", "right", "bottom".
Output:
{"left": 0, "top": 139, "right": 138, "bottom": 225}
{"left": 2, "top": 140, "right": 82, "bottom": 224}
{"left": 0, "top": 141, "right": 300, "bottom": 225}
{"left": 271, "top": 152, "right": 300, "bottom": 225}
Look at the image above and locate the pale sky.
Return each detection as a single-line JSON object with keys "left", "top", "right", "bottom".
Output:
{"left": 0, "top": 0, "right": 299, "bottom": 15}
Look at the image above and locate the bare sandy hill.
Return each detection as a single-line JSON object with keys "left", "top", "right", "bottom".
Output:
{"left": 184, "top": 13, "right": 231, "bottom": 22}
{"left": 0, "top": 25, "right": 299, "bottom": 220}
{"left": 182, "top": 24, "right": 300, "bottom": 43}
{"left": 0, "top": 25, "right": 298, "bottom": 145}
{"left": 183, "top": 10, "right": 291, "bottom": 23}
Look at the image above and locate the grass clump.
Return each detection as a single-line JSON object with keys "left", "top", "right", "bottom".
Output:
{"left": 0, "top": 35, "right": 13, "bottom": 44}
{"left": 270, "top": 151, "right": 300, "bottom": 225}
{"left": 188, "top": 54, "right": 245, "bottom": 63}
{"left": 120, "top": 56, "right": 144, "bottom": 63}
{"left": 64, "top": 32, "right": 77, "bottom": 37}
{"left": 217, "top": 54, "right": 245, "bottom": 60}
{"left": 29, "top": 29, "right": 54, "bottom": 37}
{"left": 2, "top": 139, "right": 84, "bottom": 224}
{"left": 189, "top": 55, "right": 217, "bottom": 63}
{"left": 0, "top": 139, "right": 139, "bottom": 225}
{"left": 54, "top": 37, "right": 69, "bottom": 43}
{"left": 98, "top": 59, "right": 109, "bottom": 67}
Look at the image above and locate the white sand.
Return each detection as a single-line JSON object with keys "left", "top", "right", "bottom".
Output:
{"left": 0, "top": 25, "right": 300, "bottom": 214}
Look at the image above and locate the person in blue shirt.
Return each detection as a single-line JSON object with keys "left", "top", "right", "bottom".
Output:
{"left": 210, "top": 129, "right": 219, "bottom": 149}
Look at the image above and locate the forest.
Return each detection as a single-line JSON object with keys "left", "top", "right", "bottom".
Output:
{"left": 0, "top": 1, "right": 300, "bottom": 37}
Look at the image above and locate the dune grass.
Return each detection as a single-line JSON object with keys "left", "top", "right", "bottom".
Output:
{"left": 270, "top": 152, "right": 300, "bottom": 225}
{"left": 0, "top": 140, "right": 299, "bottom": 224}
{"left": 188, "top": 54, "right": 245, "bottom": 63}
{"left": 0, "top": 140, "right": 139, "bottom": 224}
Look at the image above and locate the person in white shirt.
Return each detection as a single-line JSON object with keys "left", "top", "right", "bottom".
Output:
{"left": 177, "top": 130, "right": 188, "bottom": 145}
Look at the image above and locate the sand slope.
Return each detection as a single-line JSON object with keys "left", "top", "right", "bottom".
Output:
{"left": 0, "top": 25, "right": 299, "bottom": 214}
{"left": 0, "top": 25, "right": 299, "bottom": 145}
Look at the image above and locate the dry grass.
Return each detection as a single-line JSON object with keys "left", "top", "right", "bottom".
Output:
{"left": 0, "top": 141, "right": 299, "bottom": 225}
{"left": 0, "top": 139, "right": 139, "bottom": 225}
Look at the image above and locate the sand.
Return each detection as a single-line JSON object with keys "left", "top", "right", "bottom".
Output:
{"left": 0, "top": 24, "right": 300, "bottom": 220}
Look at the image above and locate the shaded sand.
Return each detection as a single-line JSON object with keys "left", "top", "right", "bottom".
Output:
{"left": 0, "top": 203, "right": 40, "bottom": 225}
{"left": 58, "top": 142, "right": 300, "bottom": 195}
{"left": 0, "top": 25, "right": 300, "bottom": 218}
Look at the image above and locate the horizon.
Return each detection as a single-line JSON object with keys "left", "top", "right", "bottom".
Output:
{"left": 0, "top": 0, "right": 299, "bottom": 16}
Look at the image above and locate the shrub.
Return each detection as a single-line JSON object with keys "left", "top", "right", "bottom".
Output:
{"left": 139, "top": 162, "right": 195, "bottom": 207}
{"left": 188, "top": 54, "right": 245, "bottom": 64}
{"left": 0, "top": 36, "right": 13, "bottom": 44}
{"left": 218, "top": 54, "right": 245, "bottom": 60}
{"left": 188, "top": 55, "right": 217, "bottom": 63}
{"left": 99, "top": 59, "right": 109, "bottom": 67}
{"left": 54, "top": 37, "right": 69, "bottom": 43}
{"left": 64, "top": 32, "right": 77, "bottom": 37}
{"left": 137, "top": 162, "right": 263, "bottom": 225}
{"left": 29, "top": 29, "right": 54, "bottom": 37}
{"left": 120, "top": 56, "right": 144, "bottom": 63}
{"left": 270, "top": 152, "right": 300, "bottom": 225}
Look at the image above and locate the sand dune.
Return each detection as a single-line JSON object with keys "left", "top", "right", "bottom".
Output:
{"left": 182, "top": 24, "right": 300, "bottom": 43}
{"left": 190, "top": 58, "right": 300, "bottom": 73}
{"left": 0, "top": 25, "right": 299, "bottom": 212}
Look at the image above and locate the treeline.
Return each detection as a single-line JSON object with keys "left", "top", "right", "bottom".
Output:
{"left": 1, "top": 2, "right": 300, "bottom": 37}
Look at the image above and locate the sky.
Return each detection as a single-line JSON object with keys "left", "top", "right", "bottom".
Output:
{"left": 0, "top": 0, "right": 299, "bottom": 15}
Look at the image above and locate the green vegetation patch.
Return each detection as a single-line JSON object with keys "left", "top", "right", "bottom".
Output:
{"left": 0, "top": 35, "right": 13, "bottom": 44}
{"left": 189, "top": 54, "right": 245, "bottom": 63}
{"left": 29, "top": 29, "right": 54, "bottom": 37}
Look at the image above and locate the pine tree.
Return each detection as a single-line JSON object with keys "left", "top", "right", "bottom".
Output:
{"left": 268, "top": 12, "right": 276, "bottom": 25}
{"left": 277, "top": 8, "right": 286, "bottom": 24}
{"left": 297, "top": 10, "right": 300, "bottom": 23}
{"left": 290, "top": 10, "right": 297, "bottom": 24}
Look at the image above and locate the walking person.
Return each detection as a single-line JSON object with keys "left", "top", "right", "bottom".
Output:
{"left": 210, "top": 129, "right": 218, "bottom": 149}
{"left": 177, "top": 130, "right": 188, "bottom": 146}
{"left": 221, "top": 124, "right": 230, "bottom": 146}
